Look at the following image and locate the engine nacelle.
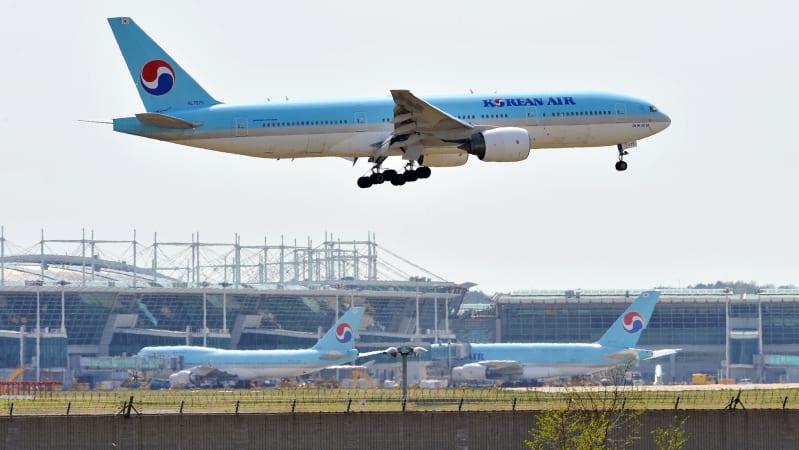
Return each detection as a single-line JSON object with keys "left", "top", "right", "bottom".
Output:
{"left": 419, "top": 152, "right": 469, "bottom": 167}
{"left": 464, "top": 127, "right": 530, "bottom": 162}
{"left": 451, "top": 363, "right": 488, "bottom": 381}
{"left": 168, "top": 370, "right": 193, "bottom": 388}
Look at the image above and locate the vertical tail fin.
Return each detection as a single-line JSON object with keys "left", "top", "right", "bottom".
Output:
{"left": 107, "top": 17, "right": 219, "bottom": 112}
{"left": 312, "top": 307, "right": 365, "bottom": 353}
{"left": 597, "top": 290, "right": 660, "bottom": 348}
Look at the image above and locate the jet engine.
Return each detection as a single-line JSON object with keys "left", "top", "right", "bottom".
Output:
{"left": 451, "top": 363, "right": 488, "bottom": 381}
{"left": 168, "top": 370, "right": 193, "bottom": 388}
{"left": 462, "top": 127, "right": 530, "bottom": 162}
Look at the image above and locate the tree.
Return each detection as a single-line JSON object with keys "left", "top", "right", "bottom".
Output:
{"left": 525, "top": 364, "right": 642, "bottom": 450}
{"left": 651, "top": 415, "right": 688, "bottom": 450}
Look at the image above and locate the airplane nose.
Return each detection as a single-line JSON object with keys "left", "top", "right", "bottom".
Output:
{"left": 653, "top": 112, "right": 671, "bottom": 133}
{"left": 661, "top": 112, "right": 671, "bottom": 129}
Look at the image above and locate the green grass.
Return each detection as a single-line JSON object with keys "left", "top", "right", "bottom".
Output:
{"left": 2, "top": 386, "right": 798, "bottom": 416}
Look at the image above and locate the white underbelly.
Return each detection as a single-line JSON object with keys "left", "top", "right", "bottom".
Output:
{"left": 527, "top": 123, "right": 646, "bottom": 149}
{"left": 179, "top": 131, "right": 388, "bottom": 159}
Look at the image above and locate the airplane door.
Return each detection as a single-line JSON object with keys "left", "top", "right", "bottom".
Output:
{"left": 354, "top": 112, "right": 367, "bottom": 132}
{"left": 525, "top": 107, "right": 539, "bottom": 126}
{"left": 234, "top": 117, "right": 248, "bottom": 137}
{"left": 615, "top": 103, "right": 627, "bottom": 123}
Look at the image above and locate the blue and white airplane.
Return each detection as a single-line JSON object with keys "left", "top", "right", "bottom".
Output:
{"left": 107, "top": 17, "right": 671, "bottom": 188}
{"left": 434, "top": 291, "right": 679, "bottom": 383}
{"left": 138, "top": 306, "right": 365, "bottom": 387}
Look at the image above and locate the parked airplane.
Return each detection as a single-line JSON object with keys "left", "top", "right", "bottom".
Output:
{"left": 107, "top": 17, "right": 671, "bottom": 188}
{"left": 137, "top": 306, "right": 365, "bottom": 388}
{"left": 433, "top": 291, "right": 679, "bottom": 383}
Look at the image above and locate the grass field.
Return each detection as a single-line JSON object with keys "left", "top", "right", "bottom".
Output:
{"left": 3, "top": 385, "right": 799, "bottom": 416}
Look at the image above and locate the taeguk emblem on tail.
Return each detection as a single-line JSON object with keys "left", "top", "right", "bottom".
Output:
{"left": 622, "top": 312, "right": 645, "bottom": 333}
{"left": 140, "top": 59, "right": 175, "bottom": 96}
{"left": 335, "top": 323, "right": 353, "bottom": 343}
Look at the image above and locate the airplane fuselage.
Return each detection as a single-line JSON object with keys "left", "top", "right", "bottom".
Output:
{"left": 466, "top": 342, "right": 646, "bottom": 379}
{"left": 114, "top": 91, "right": 670, "bottom": 159}
{"left": 139, "top": 345, "right": 359, "bottom": 379}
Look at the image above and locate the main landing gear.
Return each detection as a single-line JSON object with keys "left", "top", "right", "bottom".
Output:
{"left": 356, "top": 164, "right": 432, "bottom": 189}
{"left": 615, "top": 144, "right": 628, "bottom": 172}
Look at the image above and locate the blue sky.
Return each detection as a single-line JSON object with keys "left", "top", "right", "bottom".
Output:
{"left": 0, "top": 1, "right": 796, "bottom": 293}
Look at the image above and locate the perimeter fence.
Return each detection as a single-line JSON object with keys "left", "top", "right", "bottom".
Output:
{"left": 3, "top": 386, "right": 799, "bottom": 416}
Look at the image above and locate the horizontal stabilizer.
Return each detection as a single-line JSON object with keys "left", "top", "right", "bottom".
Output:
{"left": 135, "top": 112, "right": 200, "bottom": 129}
{"left": 358, "top": 349, "right": 388, "bottom": 358}
{"left": 646, "top": 348, "right": 682, "bottom": 359}
{"left": 327, "top": 360, "right": 376, "bottom": 370}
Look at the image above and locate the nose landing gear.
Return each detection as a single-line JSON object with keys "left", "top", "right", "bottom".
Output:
{"left": 615, "top": 144, "right": 629, "bottom": 172}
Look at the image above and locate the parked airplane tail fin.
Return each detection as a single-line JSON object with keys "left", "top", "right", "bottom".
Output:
{"left": 312, "top": 307, "right": 366, "bottom": 353}
{"left": 597, "top": 290, "right": 660, "bottom": 348}
{"left": 108, "top": 17, "right": 220, "bottom": 113}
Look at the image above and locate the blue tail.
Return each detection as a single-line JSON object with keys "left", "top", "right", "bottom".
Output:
{"left": 108, "top": 17, "right": 219, "bottom": 113}
{"left": 312, "top": 307, "right": 365, "bottom": 353}
{"left": 597, "top": 291, "right": 660, "bottom": 348}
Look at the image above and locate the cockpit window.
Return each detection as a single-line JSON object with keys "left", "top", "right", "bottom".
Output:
{"left": 649, "top": 105, "right": 659, "bottom": 112}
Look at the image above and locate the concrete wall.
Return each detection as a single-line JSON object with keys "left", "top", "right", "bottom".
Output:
{"left": 1, "top": 410, "right": 797, "bottom": 450}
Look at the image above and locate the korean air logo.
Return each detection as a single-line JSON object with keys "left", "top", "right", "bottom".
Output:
{"left": 140, "top": 59, "right": 175, "bottom": 96}
{"left": 335, "top": 323, "right": 353, "bottom": 343}
{"left": 622, "top": 312, "right": 645, "bottom": 334}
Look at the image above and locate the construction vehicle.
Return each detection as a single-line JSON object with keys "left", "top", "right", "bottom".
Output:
{"left": 691, "top": 373, "right": 717, "bottom": 385}
{"left": 6, "top": 367, "right": 24, "bottom": 382}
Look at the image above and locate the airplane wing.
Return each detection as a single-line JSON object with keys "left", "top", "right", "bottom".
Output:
{"left": 169, "top": 366, "right": 237, "bottom": 388}
{"left": 374, "top": 90, "right": 476, "bottom": 161}
{"left": 391, "top": 90, "right": 474, "bottom": 135}
{"left": 186, "top": 366, "right": 236, "bottom": 379}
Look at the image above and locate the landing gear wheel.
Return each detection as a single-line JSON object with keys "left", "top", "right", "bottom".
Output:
{"left": 383, "top": 169, "right": 398, "bottom": 183}
{"left": 615, "top": 160, "right": 628, "bottom": 171}
{"left": 369, "top": 172, "right": 385, "bottom": 184}
{"left": 390, "top": 173, "right": 406, "bottom": 186}
{"left": 404, "top": 169, "right": 418, "bottom": 182}
{"left": 416, "top": 166, "right": 432, "bottom": 179}
{"left": 357, "top": 176, "right": 373, "bottom": 188}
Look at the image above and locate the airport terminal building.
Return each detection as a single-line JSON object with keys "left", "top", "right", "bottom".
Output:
{"left": 1, "top": 230, "right": 798, "bottom": 386}
{"left": 0, "top": 231, "right": 466, "bottom": 386}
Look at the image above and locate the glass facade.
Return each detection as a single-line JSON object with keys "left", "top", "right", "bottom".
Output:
{"left": 762, "top": 301, "right": 799, "bottom": 345}
{"left": 0, "top": 336, "right": 67, "bottom": 369}
{"left": 492, "top": 293, "right": 799, "bottom": 348}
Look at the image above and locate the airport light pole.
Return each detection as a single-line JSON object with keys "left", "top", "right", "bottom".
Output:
{"left": 32, "top": 280, "right": 43, "bottom": 382}
{"left": 382, "top": 345, "right": 427, "bottom": 411}
{"left": 58, "top": 280, "right": 69, "bottom": 334}
{"left": 219, "top": 282, "right": 231, "bottom": 333}
{"left": 201, "top": 281, "right": 209, "bottom": 347}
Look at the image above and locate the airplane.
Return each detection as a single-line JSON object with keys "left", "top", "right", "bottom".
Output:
{"left": 432, "top": 290, "right": 680, "bottom": 384}
{"left": 107, "top": 17, "right": 671, "bottom": 188}
{"left": 137, "top": 306, "right": 365, "bottom": 388}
